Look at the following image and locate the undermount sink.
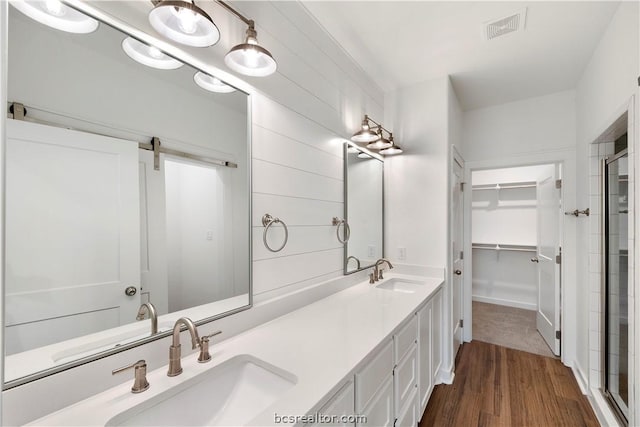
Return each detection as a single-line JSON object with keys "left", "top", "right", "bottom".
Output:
{"left": 107, "top": 355, "right": 297, "bottom": 426}
{"left": 376, "top": 278, "right": 425, "bottom": 294}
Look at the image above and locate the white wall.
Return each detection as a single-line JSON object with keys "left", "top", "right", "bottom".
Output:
{"left": 1, "top": 1, "right": 385, "bottom": 423}
{"left": 462, "top": 90, "right": 577, "bottom": 363}
{"left": 574, "top": 2, "right": 639, "bottom": 422}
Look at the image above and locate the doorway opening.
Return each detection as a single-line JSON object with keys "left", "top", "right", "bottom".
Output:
{"left": 469, "top": 163, "right": 562, "bottom": 358}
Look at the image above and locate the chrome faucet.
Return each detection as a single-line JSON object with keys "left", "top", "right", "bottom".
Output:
{"left": 373, "top": 258, "right": 394, "bottom": 281}
{"left": 136, "top": 302, "right": 158, "bottom": 335}
{"left": 167, "top": 317, "right": 200, "bottom": 377}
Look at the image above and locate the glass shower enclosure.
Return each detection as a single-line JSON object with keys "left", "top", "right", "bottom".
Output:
{"left": 602, "top": 148, "right": 629, "bottom": 424}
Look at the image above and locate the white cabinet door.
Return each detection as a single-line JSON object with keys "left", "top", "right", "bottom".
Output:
{"left": 358, "top": 377, "right": 394, "bottom": 427}
{"left": 418, "top": 299, "right": 433, "bottom": 415}
{"left": 5, "top": 119, "right": 140, "bottom": 354}
{"left": 396, "top": 390, "right": 418, "bottom": 427}
{"left": 311, "top": 381, "right": 355, "bottom": 427}
{"left": 356, "top": 340, "right": 393, "bottom": 411}
{"left": 395, "top": 345, "right": 418, "bottom": 415}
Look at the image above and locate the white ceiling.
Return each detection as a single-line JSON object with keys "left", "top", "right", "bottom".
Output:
{"left": 301, "top": 1, "right": 620, "bottom": 110}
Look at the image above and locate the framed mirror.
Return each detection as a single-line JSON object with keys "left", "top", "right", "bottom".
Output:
{"left": 343, "top": 143, "right": 384, "bottom": 274}
{"left": 4, "top": 3, "right": 251, "bottom": 387}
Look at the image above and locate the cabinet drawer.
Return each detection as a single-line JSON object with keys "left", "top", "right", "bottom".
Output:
{"left": 395, "top": 344, "right": 417, "bottom": 412}
{"left": 356, "top": 340, "right": 393, "bottom": 411}
{"left": 394, "top": 316, "right": 417, "bottom": 361}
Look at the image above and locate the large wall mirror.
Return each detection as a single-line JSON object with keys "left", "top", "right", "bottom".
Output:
{"left": 344, "top": 143, "right": 384, "bottom": 274}
{"left": 4, "top": 4, "right": 251, "bottom": 387}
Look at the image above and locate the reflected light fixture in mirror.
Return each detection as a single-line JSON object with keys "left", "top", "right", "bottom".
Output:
{"left": 148, "top": 0, "right": 220, "bottom": 47}
{"left": 9, "top": 0, "right": 99, "bottom": 33}
{"left": 122, "top": 37, "right": 184, "bottom": 70}
{"left": 351, "top": 115, "right": 379, "bottom": 143}
{"left": 194, "top": 71, "right": 236, "bottom": 93}
{"left": 224, "top": 21, "right": 277, "bottom": 77}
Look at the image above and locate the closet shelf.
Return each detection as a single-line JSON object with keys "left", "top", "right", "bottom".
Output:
{"left": 472, "top": 243, "right": 537, "bottom": 253}
{"left": 472, "top": 181, "right": 537, "bottom": 191}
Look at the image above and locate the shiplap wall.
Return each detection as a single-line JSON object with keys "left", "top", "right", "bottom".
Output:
{"left": 240, "top": 2, "right": 385, "bottom": 300}
{"left": 79, "top": 1, "right": 385, "bottom": 301}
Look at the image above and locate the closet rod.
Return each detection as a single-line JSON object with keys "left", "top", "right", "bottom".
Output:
{"left": 472, "top": 182, "right": 537, "bottom": 191}
{"left": 472, "top": 243, "right": 537, "bottom": 253}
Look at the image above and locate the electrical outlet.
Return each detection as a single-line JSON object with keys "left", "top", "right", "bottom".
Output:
{"left": 206, "top": 230, "right": 213, "bottom": 240}
{"left": 398, "top": 247, "right": 406, "bottom": 260}
{"left": 368, "top": 245, "right": 375, "bottom": 258}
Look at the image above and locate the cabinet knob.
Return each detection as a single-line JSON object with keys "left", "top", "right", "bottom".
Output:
{"left": 454, "top": 269, "right": 462, "bottom": 275}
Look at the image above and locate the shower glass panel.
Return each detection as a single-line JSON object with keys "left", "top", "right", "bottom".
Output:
{"left": 604, "top": 150, "right": 629, "bottom": 423}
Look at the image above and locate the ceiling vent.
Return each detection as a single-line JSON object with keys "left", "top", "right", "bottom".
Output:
{"left": 483, "top": 8, "right": 527, "bottom": 41}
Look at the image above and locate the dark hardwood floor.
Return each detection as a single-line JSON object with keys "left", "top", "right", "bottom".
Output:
{"left": 420, "top": 341, "right": 599, "bottom": 427}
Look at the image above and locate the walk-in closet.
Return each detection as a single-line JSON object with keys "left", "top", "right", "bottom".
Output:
{"left": 471, "top": 164, "right": 561, "bottom": 358}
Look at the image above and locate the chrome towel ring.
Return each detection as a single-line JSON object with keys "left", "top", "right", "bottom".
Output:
{"left": 332, "top": 217, "right": 350, "bottom": 244}
{"left": 262, "top": 214, "right": 288, "bottom": 252}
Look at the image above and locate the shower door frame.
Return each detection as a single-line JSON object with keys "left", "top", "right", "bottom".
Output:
{"left": 601, "top": 149, "right": 630, "bottom": 425}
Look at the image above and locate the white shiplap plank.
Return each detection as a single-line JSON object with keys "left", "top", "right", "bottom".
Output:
{"left": 252, "top": 95, "right": 346, "bottom": 157}
{"left": 253, "top": 225, "right": 341, "bottom": 261}
{"left": 252, "top": 248, "right": 343, "bottom": 295}
{"left": 252, "top": 193, "right": 343, "bottom": 227}
{"left": 252, "top": 125, "right": 343, "bottom": 179}
{"left": 253, "top": 159, "right": 342, "bottom": 203}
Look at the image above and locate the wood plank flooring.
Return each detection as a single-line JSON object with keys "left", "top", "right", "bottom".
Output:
{"left": 420, "top": 341, "right": 599, "bottom": 427}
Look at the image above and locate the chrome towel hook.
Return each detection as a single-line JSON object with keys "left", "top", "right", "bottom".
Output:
{"left": 332, "top": 217, "right": 350, "bottom": 244}
{"left": 262, "top": 214, "right": 288, "bottom": 252}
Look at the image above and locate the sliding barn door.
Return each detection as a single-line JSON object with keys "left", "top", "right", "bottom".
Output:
{"left": 5, "top": 119, "right": 141, "bottom": 353}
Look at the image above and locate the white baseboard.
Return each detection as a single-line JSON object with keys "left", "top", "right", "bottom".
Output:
{"left": 438, "top": 363, "right": 455, "bottom": 385}
{"left": 472, "top": 295, "right": 537, "bottom": 311}
{"left": 571, "top": 364, "right": 588, "bottom": 395}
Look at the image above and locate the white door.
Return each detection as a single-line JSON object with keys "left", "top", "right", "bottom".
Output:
{"left": 535, "top": 164, "right": 561, "bottom": 356}
{"left": 139, "top": 150, "right": 169, "bottom": 314}
{"left": 451, "top": 151, "right": 464, "bottom": 357}
{"left": 5, "top": 119, "right": 141, "bottom": 354}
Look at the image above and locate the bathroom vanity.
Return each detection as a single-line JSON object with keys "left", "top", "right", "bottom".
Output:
{"left": 26, "top": 273, "right": 443, "bottom": 426}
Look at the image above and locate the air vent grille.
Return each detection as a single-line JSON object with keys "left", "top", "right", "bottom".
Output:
{"left": 484, "top": 8, "right": 527, "bottom": 41}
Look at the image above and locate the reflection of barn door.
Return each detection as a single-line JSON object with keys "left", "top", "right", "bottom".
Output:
{"left": 5, "top": 119, "right": 140, "bottom": 354}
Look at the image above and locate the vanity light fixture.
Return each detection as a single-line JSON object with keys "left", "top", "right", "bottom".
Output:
{"left": 366, "top": 129, "right": 393, "bottom": 150}
{"left": 351, "top": 115, "right": 379, "bottom": 143}
{"left": 218, "top": 1, "right": 277, "bottom": 77}
{"left": 9, "top": 0, "right": 99, "bottom": 34}
{"left": 148, "top": 0, "right": 220, "bottom": 48}
{"left": 379, "top": 137, "right": 403, "bottom": 155}
{"left": 193, "top": 71, "right": 236, "bottom": 93}
{"left": 122, "top": 37, "right": 184, "bottom": 70}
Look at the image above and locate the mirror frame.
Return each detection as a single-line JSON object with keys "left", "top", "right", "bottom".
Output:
{"left": 342, "top": 142, "right": 384, "bottom": 275}
{"left": 3, "top": 1, "right": 253, "bottom": 389}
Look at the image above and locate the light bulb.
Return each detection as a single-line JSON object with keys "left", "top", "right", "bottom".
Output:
{"left": 44, "top": 0, "right": 64, "bottom": 16}
{"left": 243, "top": 48, "right": 260, "bottom": 68}
{"left": 175, "top": 7, "right": 199, "bottom": 34}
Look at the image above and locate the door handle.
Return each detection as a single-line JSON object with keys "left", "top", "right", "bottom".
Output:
{"left": 531, "top": 257, "right": 539, "bottom": 263}
{"left": 125, "top": 286, "right": 138, "bottom": 296}
{"left": 454, "top": 269, "right": 462, "bottom": 275}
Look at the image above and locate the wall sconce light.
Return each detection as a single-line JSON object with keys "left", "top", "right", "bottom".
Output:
{"left": 148, "top": 0, "right": 219, "bottom": 47}
{"left": 193, "top": 71, "right": 236, "bottom": 93}
{"left": 149, "top": 0, "right": 277, "bottom": 77}
{"left": 379, "top": 135, "right": 403, "bottom": 155}
{"left": 352, "top": 115, "right": 401, "bottom": 155}
{"left": 9, "top": 0, "right": 99, "bottom": 33}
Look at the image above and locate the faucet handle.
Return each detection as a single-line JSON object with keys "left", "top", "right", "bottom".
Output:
{"left": 198, "top": 330, "right": 222, "bottom": 363}
{"left": 112, "top": 360, "right": 149, "bottom": 393}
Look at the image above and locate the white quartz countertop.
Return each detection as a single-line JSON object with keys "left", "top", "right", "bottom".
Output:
{"left": 28, "top": 273, "right": 443, "bottom": 426}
